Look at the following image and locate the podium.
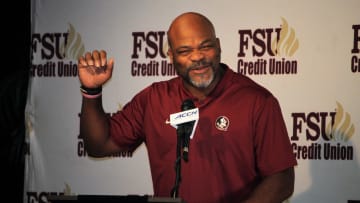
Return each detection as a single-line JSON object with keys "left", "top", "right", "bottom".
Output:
{"left": 47, "top": 195, "right": 185, "bottom": 203}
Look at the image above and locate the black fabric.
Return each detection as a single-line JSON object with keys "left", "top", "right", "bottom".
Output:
{"left": 1, "top": 0, "right": 30, "bottom": 203}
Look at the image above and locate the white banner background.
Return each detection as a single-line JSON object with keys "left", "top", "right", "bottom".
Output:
{"left": 26, "top": 0, "right": 360, "bottom": 202}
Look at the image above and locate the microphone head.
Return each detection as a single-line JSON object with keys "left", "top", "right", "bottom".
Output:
{"left": 181, "top": 99, "right": 195, "bottom": 111}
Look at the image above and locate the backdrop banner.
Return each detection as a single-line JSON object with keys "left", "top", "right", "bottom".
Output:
{"left": 26, "top": 0, "right": 360, "bottom": 202}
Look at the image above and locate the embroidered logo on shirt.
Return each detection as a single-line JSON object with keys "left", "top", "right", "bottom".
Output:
{"left": 215, "top": 116, "right": 230, "bottom": 131}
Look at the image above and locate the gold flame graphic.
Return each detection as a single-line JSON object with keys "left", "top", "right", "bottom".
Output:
{"left": 118, "top": 103, "right": 123, "bottom": 111}
{"left": 163, "top": 40, "right": 169, "bottom": 58}
{"left": 325, "top": 102, "right": 355, "bottom": 141}
{"left": 271, "top": 17, "right": 299, "bottom": 57}
{"left": 63, "top": 183, "right": 75, "bottom": 195}
{"left": 60, "top": 23, "right": 85, "bottom": 60}
{"left": 25, "top": 112, "right": 33, "bottom": 135}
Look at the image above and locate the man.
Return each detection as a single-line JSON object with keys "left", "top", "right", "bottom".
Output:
{"left": 78, "top": 12, "right": 297, "bottom": 203}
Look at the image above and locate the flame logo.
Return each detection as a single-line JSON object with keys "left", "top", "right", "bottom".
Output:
{"left": 271, "top": 17, "right": 299, "bottom": 57}
{"left": 60, "top": 23, "right": 85, "bottom": 60}
{"left": 163, "top": 40, "right": 169, "bottom": 58}
{"left": 63, "top": 183, "right": 75, "bottom": 195}
{"left": 118, "top": 103, "right": 123, "bottom": 111}
{"left": 325, "top": 102, "right": 355, "bottom": 141}
{"left": 25, "top": 112, "right": 33, "bottom": 135}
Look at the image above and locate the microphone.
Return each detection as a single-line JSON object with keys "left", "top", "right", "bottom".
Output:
{"left": 167, "top": 99, "right": 199, "bottom": 162}
{"left": 179, "top": 99, "right": 196, "bottom": 162}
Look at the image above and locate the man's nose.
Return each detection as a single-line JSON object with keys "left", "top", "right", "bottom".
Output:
{"left": 189, "top": 49, "right": 205, "bottom": 61}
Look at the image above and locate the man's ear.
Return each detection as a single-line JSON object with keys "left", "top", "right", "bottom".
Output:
{"left": 216, "top": 38, "right": 221, "bottom": 53}
{"left": 167, "top": 48, "right": 174, "bottom": 63}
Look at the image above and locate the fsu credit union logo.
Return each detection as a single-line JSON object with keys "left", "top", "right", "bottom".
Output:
{"left": 31, "top": 23, "right": 84, "bottom": 77}
{"left": 351, "top": 24, "right": 360, "bottom": 73}
{"left": 131, "top": 31, "right": 176, "bottom": 77}
{"left": 291, "top": 101, "right": 356, "bottom": 161}
{"left": 237, "top": 17, "right": 299, "bottom": 76}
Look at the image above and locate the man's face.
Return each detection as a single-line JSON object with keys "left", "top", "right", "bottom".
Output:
{"left": 168, "top": 21, "right": 221, "bottom": 89}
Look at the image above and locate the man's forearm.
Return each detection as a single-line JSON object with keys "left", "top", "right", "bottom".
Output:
{"left": 80, "top": 96, "right": 111, "bottom": 157}
{"left": 242, "top": 167, "right": 295, "bottom": 203}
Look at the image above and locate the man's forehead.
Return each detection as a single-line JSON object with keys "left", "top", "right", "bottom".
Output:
{"left": 168, "top": 13, "right": 214, "bottom": 35}
{"left": 173, "top": 36, "right": 214, "bottom": 48}
{"left": 167, "top": 12, "right": 216, "bottom": 49}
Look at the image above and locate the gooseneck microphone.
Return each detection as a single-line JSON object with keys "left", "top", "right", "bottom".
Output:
{"left": 170, "top": 99, "right": 198, "bottom": 197}
{"left": 179, "top": 99, "right": 196, "bottom": 162}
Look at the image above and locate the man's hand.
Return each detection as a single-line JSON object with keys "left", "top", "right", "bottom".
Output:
{"left": 78, "top": 50, "right": 114, "bottom": 88}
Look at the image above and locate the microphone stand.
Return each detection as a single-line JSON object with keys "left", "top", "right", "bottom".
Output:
{"left": 171, "top": 126, "right": 184, "bottom": 198}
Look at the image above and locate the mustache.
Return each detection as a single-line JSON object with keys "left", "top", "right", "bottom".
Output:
{"left": 188, "top": 60, "right": 212, "bottom": 70}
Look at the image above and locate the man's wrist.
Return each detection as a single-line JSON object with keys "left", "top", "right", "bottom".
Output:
{"left": 80, "top": 85, "right": 102, "bottom": 98}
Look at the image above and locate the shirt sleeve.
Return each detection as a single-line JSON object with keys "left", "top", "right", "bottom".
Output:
{"left": 254, "top": 95, "right": 297, "bottom": 176}
{"left": 108, "top": 86, "right": 151, "bottom": 152}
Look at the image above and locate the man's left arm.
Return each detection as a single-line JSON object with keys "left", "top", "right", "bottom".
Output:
{"left": 242, "top": 167, "right": 295, "bottom": 203}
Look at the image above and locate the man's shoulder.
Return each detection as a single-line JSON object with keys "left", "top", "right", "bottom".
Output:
{"left": 223, "top": 64, "right": 272, "bottom": 97}
{"left": 149, "top": 76, "right": 181, "bottom": 89}
{"left": 137, "top": 76, "right": 181, "bottom": 97}
{"left": 130, "top": 77, "right": 181, "bottom": 107}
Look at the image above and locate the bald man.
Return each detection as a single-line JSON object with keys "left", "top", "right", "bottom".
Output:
{"left": 78, "top": 12, "right": 297, "bottom": 203}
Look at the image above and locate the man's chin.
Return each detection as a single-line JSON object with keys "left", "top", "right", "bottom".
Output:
{"left": 191, "top": 79, "right": 212, "bottom": 89}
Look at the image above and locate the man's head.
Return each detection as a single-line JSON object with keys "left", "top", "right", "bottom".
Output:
{"left": 167, "top": 12, "right": 222, "bottom": 91}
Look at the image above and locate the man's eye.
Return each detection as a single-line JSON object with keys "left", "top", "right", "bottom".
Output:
{"left": 200, "top": 45, "right": 214, "bottom": 50}
{"left": 177, "top": 50, "right": 191, "bottom": 55}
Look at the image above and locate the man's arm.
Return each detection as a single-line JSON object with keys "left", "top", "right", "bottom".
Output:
{"left": 80, "top": 96, "right": 122, "bottom": 157}
{"left": 78, "top": 50, "right": 121, "bottom": 157}
{"left": 242, "top": 167, "right": 295, "bottom": 203}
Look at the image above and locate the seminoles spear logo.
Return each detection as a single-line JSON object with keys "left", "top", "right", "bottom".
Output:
{"left": 215, "top": 116, "right": 230, "bottom": 131}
